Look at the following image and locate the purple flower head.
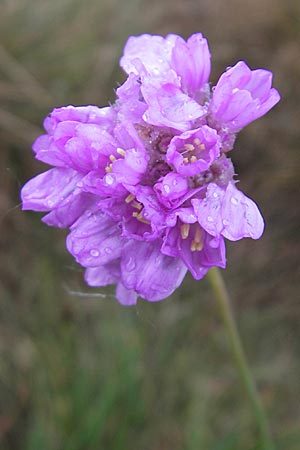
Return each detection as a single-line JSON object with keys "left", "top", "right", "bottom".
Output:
{"left": 21, "top": 32, "right": 280, "bottom": 305}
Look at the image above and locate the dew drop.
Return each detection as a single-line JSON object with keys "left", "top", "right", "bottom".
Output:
{"left": 222, "top": 219, "right": 229, "bottom": 226}
{"left": 230, "top": 197, "right": 238, "bottom": 205}
{"left": 105, "top": 174, "right": 115, "bottom": 185}
{"left": 90, "top": 249, "right": 99, "bottom": 257}
{"left": 213, "top": 192, "right": 219, "bottom": 199}
{"left": 104, "top": 247, "right": 112, "bottom": 254}
{"left": 207, "top": 215, "right": 214, "bottom": 222}
{"left": 154, "top": 256, "right": 161, "bottom": 267}
{"left": 125, "top": 257, "right": 136, "bottom": 272}
{"left": 163, "top": 184, "right": 170, "bottom": 194}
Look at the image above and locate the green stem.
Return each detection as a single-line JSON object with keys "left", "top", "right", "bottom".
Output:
{"left": 207, "top": 267, "right": 275, "bottom": 450}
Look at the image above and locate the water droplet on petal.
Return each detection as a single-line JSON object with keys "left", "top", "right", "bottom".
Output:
{"left": 105, "top": 247, "right": 112, "bottom": 254}
{"left": 90, "top": 249, "right": 99, "bottom": 257}
{"left": 213, "top": 192, "right": 219, "bottom": 199}
{"left": 207, "top": 215, "right": 214, "bottom": 222}
{"left": 230, "top": 197, "right": 238, "bottom": 205}
{"left": 125, "top": 257, "right": 136, "bottom": 272}
{"left": 154, "top": 256, "right": 161, "bottom": 267}
{"left": 222, "top": 219, "right": 229, "bottom": 226}
{"left": 105, "top": 174, "right": 115, "bottom": 185}
{"left": 163, "top": 184, "right": 170, "bottom": 194}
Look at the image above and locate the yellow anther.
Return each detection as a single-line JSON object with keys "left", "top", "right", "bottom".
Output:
{"left": 117, "top": 147, "right": 126, "bottom": 157}
{"left": 125, "top": 193, "right": 135, "bottom": 204}
{"left": 180, "top": 223, "right": 190, "bottom": 239}
{"left": 190, "top": 240, "right": 204, "bottom": 252}
{"left": 132, "top": 211, "right": 150, "bottom": 225}
{"left": 184, "top": 143, "right": 195, "bottom": 152}
{"left": 132, "top": 200, "right": 143, "bottom": 210}
{"left": 190, "top": 241, "right": 197, "bottom": 252}
{"left": 190, "top": 227, "right": 203, "bottom": 252}
{"left": 183, "top": 157, "right": 189, "bottom": 164}
{"left": 194, "top": 227, "right": 202, "bottom": 244}
{"left": 193, "top": 138, "right": 205, "bottom": 150}
{"left": 105, "top": 164, "right": 112, "bottom": 173}
{"left": 196, "top": 241, "right": 203, "bottom": 251}
{"left": 109, "top": 154, "right": 116, "bottom": 162}
{"left": 190, "top": 155, "right": 197, "bottom": 163}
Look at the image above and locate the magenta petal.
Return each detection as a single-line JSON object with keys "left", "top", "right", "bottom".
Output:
{"left": 192, "top": 182, "right": 264, "bottom": 241}
{"left": 209, "top": 61, "right": 280, "bottom": 131}
{"left": 85, "top": 261, "right": 120, "bottom": 287}
{"left": 21, "top": 168, "right": 83, "bottom": 212}
{"left": 67, "top": 210, "right": 123, "bottom": 267}
{"left": 116, "top": 283, "right": 138, "bottom": 306}
{"left": 121, "top": 239, "right": 187, "bottom": 302}
{"left": 42, "top": 192, "right": 95, "bottom": 228}
{"left": 142, "top": 82, "right": 206, "bottom": 131}
{"left": 220, "top": 183, "right": 265, "bottom": 240}
{"left": 120, "top": 34, "right": 175, "bottom": 76}
{"left": 171, "top": 33, "right": 211, "bottom": 96}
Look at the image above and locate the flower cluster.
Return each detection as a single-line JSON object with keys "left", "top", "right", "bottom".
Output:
{"left": 21, "top": 33, "right": 280, "bottom": 305}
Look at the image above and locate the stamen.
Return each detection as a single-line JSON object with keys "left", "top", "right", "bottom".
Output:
{"left": 125, "top": 193, "right": 135, "bottom": 204}
{"left": 190, "top": 227, "right": 204, "bottom": 252}
{"left": 109, "top": 154, "right": 116, "bottom": 162}
{"left": 132, "top": 211, "right": 150, "bottom": 225}
{"left": 183, "top": 157, "right": 189, "bottom": 164}
{"left": 117, "top": 147, "right": 126, "bottom": 157}
{"left": 194, "top": 227, "right": 202, "bottom": 244}
{"left": 184, "top": 143, "right": 195, "bottom": 152}
{"left": 193, "top": 138, "right": 205, "bottom": 150}
{"left": 190, "top": 241, "right": 197, "bottom": 252}
{"left": 190, "top": 155, "right": 197, "bottom": 163}
{"left": 180, "top": 223, "right": 190, "bottom": 239}
{"left": 105, "top": 164, "right": 112, "bottom": 173}
{"left": 132, "top": 200, "right": 143, "bottom": 210}
{"left": 196, "top": 242, "right": 203, "bottom": 251}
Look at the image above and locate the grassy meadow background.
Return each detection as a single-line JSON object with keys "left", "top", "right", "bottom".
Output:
{"left": 0, "top": 0, "right": 299, "bottom": 448}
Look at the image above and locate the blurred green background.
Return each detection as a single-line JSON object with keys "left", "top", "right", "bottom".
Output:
{"left": 0, "top": 0, "right": 299, "bottom": 449}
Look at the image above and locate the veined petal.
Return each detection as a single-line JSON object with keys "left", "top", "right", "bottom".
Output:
{"left": 209, "top": 61, "right": 280, "bottom": 131}
{"left": 219, "top": 183, "right": 265, "bottom": 240}
{"left": 85, "top": 261, "right": 120, "bottom": 287}
{"left": 116, "top": 283, "right": 138, "bottom": 306}
{"left": 21, "top": 168, "right": 83, "bottom": 212}
{"left": 192, "top": 182, "right": 264, "bottom": 241}
{"left": 142, "top": 82, "right": 206, "bottom": 131}
{"left": 42, "top": 192, "right": 95, "bottom": 228}
{"left": 67, "top": 210, "right": 123, "bottom": 267}
{"left": 121, "top": 239, "right": 187, "bottom": 302}
{"left": 120, "top": 34, "right": 176, "bottom": 76}
{"left": 171, "top": 33, "right": 211, "bottom": 97}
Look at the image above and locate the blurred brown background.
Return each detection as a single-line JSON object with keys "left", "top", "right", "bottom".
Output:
{"left": 0, "top": 0, "right": 299, "bottom": 449}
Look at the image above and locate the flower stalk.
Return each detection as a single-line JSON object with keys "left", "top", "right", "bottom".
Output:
{"left": 207, "top": 267, "right": 275, "bottom": 450}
